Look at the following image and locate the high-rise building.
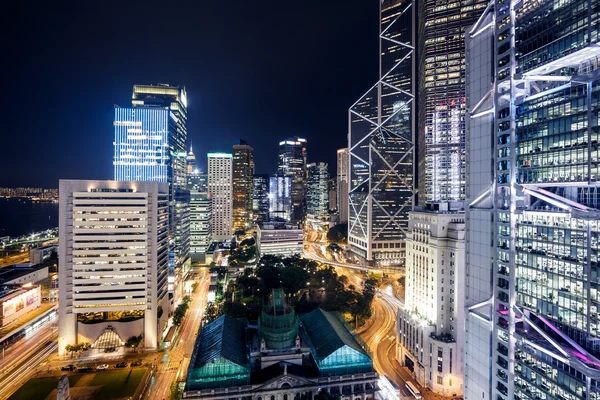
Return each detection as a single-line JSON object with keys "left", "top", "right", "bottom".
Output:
{"left": 396, "top": 205, "right": 465, "bottom": 396}
{"left": 252, "top": 174, "right": 270, "bottom": 224}
{"left": 328, "top": 178, "right": 337, "bottom": 213}
{"left": 278, "top": 137, "right": 307, "bottom": 222}
{"left": 189, "top": 191, "right": 212, "bottom": 262}
{"left": 113, "top": 107, "right": 170, "bottom": 183}
{"left": 188, "top": 171, "right": 207, "bottom": 192}
{"left": 232, "top": 140, "right": 254, "bottom": 232}
{"left": 348, "top": 0, "right": 415, "bottom": 266}
{"left": 208, "top": 153, "right": 233, "bottom": 240}
{"left": 336, "top": 148, "right": 349, "bottom": 223}
{"left": 187, "top": 144, "right": 196, "bottom": 175}
{"left": 58, "top": 180, "right": 169, "bottom": 355}
{"left": 269, "top": 174, "right": 292, "bottom": 222}
{"left": 114, "top": 83, "right": 190, "bottom": 296}
{"left": 416, "top": 0, "right": 487, "bottom": 205}
{"left": 464, "top": 3, "right": 600, "bottom": 400}
{"left": 307, "top": 162, "right": 329, "bottom": 219}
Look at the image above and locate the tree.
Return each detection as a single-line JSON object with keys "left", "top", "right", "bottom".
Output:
{"left": 326, "top": 224, "right": 348, "bottom": 244}
{"left": 126, "top": 335, "right": 143, "bottom": 348}
{"left": 203, "top": 302, "right": 220, "bottom": 324}
{"left": 191, "top": 282, "right": 199, "bottom": 293}
{"left": 173, "top": 302, "right": 190, "bottom": 326}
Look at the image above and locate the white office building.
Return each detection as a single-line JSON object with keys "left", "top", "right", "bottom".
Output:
{"left": 208, "top": 153, "right": 233, "bottom": 240}
{"left": 257, "top": 222, "right": 303, "bottom": 258}
{"left": 58, "top": 180, "right": 170, "bottom": 356}
{"left": 397, "top": 205, "right": 465, "bottom": 397}
{"left": 190, "top": 190, "right": 212, "bottom": 262}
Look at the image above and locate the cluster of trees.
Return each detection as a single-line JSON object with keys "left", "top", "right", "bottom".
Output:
{"left": 125, "top": 334, "right": 143, "bottom": 348}
{"left": 326, "top": 224, "right": 348, "bottom": 244}
{"left": 173, "top": 295, "right": 192, "bottom": 327}
{"left": 218, "top": 254, "right": 375, "bottom": 326}
{"left": 228, "top": 245, "right": 257, "bottom": 266}
{"left": 64, "top": 342, "right": 91, "bottom": 355}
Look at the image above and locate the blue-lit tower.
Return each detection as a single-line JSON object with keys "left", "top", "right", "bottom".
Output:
{"left": 114, "top": 83, "right": 190, "bottom": 298}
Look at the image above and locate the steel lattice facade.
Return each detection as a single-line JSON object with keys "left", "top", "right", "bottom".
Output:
{"left": 348, "top": 0, "right": 415, "bottom": 266}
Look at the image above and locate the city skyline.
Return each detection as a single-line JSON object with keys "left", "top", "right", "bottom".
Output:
{"left": 3, "top": 1, "right": 379, "bottom": 188}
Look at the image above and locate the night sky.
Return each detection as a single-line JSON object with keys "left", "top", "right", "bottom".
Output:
{"left": 3, "top": 1, "right": 379, "bottom": 188}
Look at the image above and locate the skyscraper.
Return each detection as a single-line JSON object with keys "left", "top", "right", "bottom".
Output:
{"left": 348, "top": 0, "right": 415, "bottom": 266}
{"left": 187, "top": 144, "right": 196, "bottom": 175}
{"left": 114, "top": 83, "right": 190, "bottom": 296}
{"left": 208, "top": 153, "right": 233, "bottom": 240}
{"left": 416, "top": 0, "right": 487, "bottom": 204}
{"left": 269, "top": 174, "right": 292, "bottom": 222}
{"left": 252, "top": 174, "right": 270, "bottom": 224}
{"left": 328, "top": 178, "right": 337, "bottom": 213}
{"left": 336, "top": 148, "right": 349, "bottom": 223}
{"left": 188, "top": 171, "right": 207, "bottom": 193}
{"left": 307, "top": 162, "right": 329, "bottom": 219}
{"left": 189, "top": 191, "right": 212, "bottom": 262}
{"left": 278, "top": 137, "right": 307, "bottom": 222}
{"left": 232, "top": 140, "right": 254, "bottom": 232}
{"left": 58, "top": 180, "right": 169, "bottom": 355}
{"left": 464, "top": 2, "right": 600, "bottom": 399}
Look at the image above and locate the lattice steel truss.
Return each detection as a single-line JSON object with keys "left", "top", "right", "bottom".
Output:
{"left": 348, "top": 0, "right": 415, "bottom": 265}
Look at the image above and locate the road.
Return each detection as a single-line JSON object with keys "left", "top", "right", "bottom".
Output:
{"left": 146, "top": 271, "right": 210, "bottom": 400}
{"left": 0, "top": 323, "right": 58, "bottom": 399}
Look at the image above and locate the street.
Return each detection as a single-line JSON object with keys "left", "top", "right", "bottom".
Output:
{"left": 0, "top": 322, "right": 58, "bottom": 399}
{"left": 145, "top": 271, "right": 210, "bottom": 400}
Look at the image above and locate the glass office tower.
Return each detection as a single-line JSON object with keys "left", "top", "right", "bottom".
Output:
{"left": 417, "top": 0, "right": 488, "bottom": 204}
{"left": 269, "top": 174, "right": 292, "bottom": 222}
{"left": 253, "top": 174, "right": 270, "bottom": 224}
{"left": 114, "top": 83, "right": 190, "bottom": 296}
{"left": 348, "top": 0, "right": 415, "bottom": 266}
{"left": 307, "top": 162, "right": 329, "bottom": 219}
{"left": 278, "top": 137, "right": 307, "bottom": 222}
{"left": 464, "top": 2, "right": 600, "bottom": 399}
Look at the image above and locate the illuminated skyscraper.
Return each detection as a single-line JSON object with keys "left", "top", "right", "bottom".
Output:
{"left": 190, "top": 190, "right": 212, "bottom": 262}
{"left": 187, "top": 143, "right": 196, "bottom": 175}
{"left": 464, "top": 2, "right": 600, "bottom": 399}
{"left": 307, "top": 162, "right": 329, "bottom": 219}
{"left": 278, "top": 137, "right": 307, "bottom": 222}
{"left": 328, "top": 178, "right": 337, "bottom": 213}
{"left": 348, "top": 0, "right": 415, "bottom": 266}
{"left": 336, "top": 148, "right": 349, "bottom": 223}
{"left": 208, "top": 153, "right": 233, "bottom": 240}
{"left": 114, "top": 83, "right": 190, "bottom": 296}
{"left": 269, "top": 174, "right": 292, "bottom": 222}
{"left": 58, "top": 180, "right": 169, "bottom": 355}
{"left": 232, "top": 140, "right": 254, "bottom": 232}
{"left": 252, "top": 174, "right": 270, "bottom": 224}
{"left": 416, "top": 0, "right": 487, "bottom": 204}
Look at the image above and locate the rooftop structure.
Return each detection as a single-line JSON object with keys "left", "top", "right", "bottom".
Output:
{"left": 0, "top": 263, "right": 49, "bottom": 285}
{"left": 258, "top": 289, "right": 298, "bottom": 350}
{"left": 185, "top": 303, "right": 377, "bottom": 399}
{"left": 187, "top": 315, "right": 250, "bottom": 390}
{"left": 300, "top": 308, "right": 373, "bottom": 377}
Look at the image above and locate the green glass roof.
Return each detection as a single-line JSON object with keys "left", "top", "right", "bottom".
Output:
{"left": 191, "top": 315, "right": 249, "bottom": 369}
{"left": 300, "top": 308, "right": 368, "bottom": 360}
